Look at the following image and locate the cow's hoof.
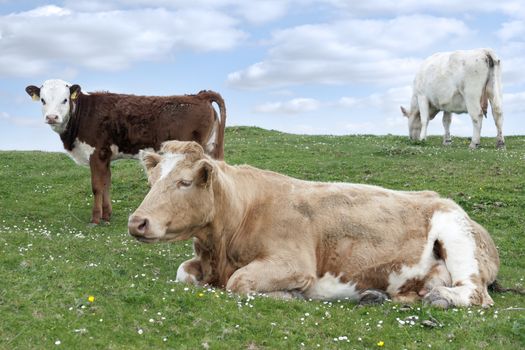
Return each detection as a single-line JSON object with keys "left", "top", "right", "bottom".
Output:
{"left": 358, "top": 289, "right": 390, "bottom": 305}
{"left": 469, "top": 142, "right": 480, "bottom": 150}
{"left": 443, "top": 139, "right": 452, "bottom": 146}
{"left": 423, "top": 291, "right": 451, "bottom": 309}
{"left": 496, "top": 140, "right": 505, "bottom": 149}
{"left": 87, "top": 222, "right": 98, "bottom": 228}
{"left": 430, "top": 298, "right": 449, "bottom": 309}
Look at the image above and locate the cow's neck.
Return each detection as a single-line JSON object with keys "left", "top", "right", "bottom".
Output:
{"left": 214, "top": 167, "right": 257, "bottom": 230}
{"left": 206, "top": 164, "right": 284, "bottom": 250}
{"left": 59, "top": 94, "right": 88, "bottom": 151}
{"left": 192, "top": 164, "right": 293, "bottom": 286}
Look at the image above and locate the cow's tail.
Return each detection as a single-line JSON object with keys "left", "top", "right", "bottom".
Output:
{"left": 488, "top": 280, "right": 525, "bottom": 295}
{"left": 200, "top": 91, "right": 227, "bottom": 160}
{"left": 483, "top": 49, "right": 503, "bottom": 118}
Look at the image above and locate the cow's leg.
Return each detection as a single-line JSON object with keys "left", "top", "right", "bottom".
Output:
{"left": 465, "top": 97, "right": 483, "bottom": 149}
{"left": 423, "top": 210, "right": 492, "bottom": 308}
{"left": 176, "top": 257, "right": 203, "bottom": 285}
{"left": 487, "top": 71, "right": 505, "bottom": 148}
{"left": 442, "top": 112, "right": 452, "bottom": 145}
{"left": 101, "top": 166, "right": 112, "bottom": 222}
{"left": 225, "top": 259, "right": 314, "bottom": 297}
{"left": 469, "top": 115, "right": 483, "bottom": 149}
{"left": 491, "top": 108, "right": 505, "bottom": 149}
{"left": 89, "top": 153, "right": 111, "bottom": 224}
{"left": 417, "top": 95, "right": 430, "bottom": 141}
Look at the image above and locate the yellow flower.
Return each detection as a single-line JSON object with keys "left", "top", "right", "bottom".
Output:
{"left": 197, "top": 293, "right": 204, "bottom": 297}
{"left": 88, "top": 295, "right": 95, "bottom": 303}
{"left": 377, "top": 341, "right": 385, "bottom": 347}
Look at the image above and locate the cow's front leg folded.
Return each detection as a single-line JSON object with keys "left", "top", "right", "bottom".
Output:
{"left": 176, "top": 257, "right": 203, "bottom": 285}
{"left": 225, "top": 259, "right": 315, "bottom": 298}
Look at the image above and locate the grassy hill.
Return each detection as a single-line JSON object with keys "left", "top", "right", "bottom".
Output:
{"left": 0, "top": 127, "right": 524, "bottom": 349}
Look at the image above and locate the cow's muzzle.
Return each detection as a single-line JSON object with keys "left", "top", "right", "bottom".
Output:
{"left": 128, "top": 215, "right": 150, "bottom": 239}
{"left": 45, "top": 115, "right": 59, "bottom": 124}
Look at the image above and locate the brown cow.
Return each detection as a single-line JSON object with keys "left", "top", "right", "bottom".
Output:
{"left": 128, "top": 141, "right": 499, "bottom": 308}
{"left": 25, "top": 79, "right": 226, "bottom": 224}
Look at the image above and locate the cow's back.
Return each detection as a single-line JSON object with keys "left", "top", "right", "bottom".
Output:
{"left": 75, "top": 93, "right": 216, "bottom": 156}
{"left": 297, "top": 184, "right": 442, "bottom": 272}
{"left": 413, "top": 49, "right": 493, "bottom": 112}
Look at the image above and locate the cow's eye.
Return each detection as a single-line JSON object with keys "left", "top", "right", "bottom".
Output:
{"left": 177, "top": 180, "right": 192, "bottom": 188}
{"left": 62, "top": 98, "right": 68, "bottom": 104}
{"left": 41, "top": 98, "right": 46, "bottom": 105}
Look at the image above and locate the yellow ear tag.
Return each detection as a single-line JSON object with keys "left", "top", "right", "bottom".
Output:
{"left": 70, "top": 91, "right": 78, "bottom": 100}
{"left": 32, "top": 94, "right": 39, "bottom": 101}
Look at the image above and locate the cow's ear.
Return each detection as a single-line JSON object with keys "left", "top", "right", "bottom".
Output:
{"left": 26, "top": 85, "right": 40, "bottom": 101}
{"left": 400, "top": 106, "right": 409, "bottom": 118}
{"left": 195, "top": 159, "right": 214, "bottom": 188}
{"left": 70, "top": 84, "right": 81, "bottom": 100}
{"left": 140, "top": 150, "right": 161, "bottom": 171}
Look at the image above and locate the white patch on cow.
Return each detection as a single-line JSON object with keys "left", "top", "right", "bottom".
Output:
{"left": 176, "top": 261, "right": 198, "bottom": 285}
{"left": 110, "top": 144, "right": 120, "bottom": 159}
{"left": 66, "top": 138, "right": 95, "bottom": 166}
{"left": 387, "top": 233, "right": 438, "bottom": 295}
{"left": 109, "top": 144, "right": 155, "bottom": 161}
{"left": 426, "top": 210, "right": 479, "bottom": 306}
{"left": 160, "top": 153, "right": 185, "bottom": 180}
{"left": 305, "top": 273, "right": 359, "bottom": 301}
{"left": 387, "top": 209, "right": 479, "bottom": 306}
{"left": 431, "top": 210, "right": 478, "bottom": 282}
{"left": 205, "top": 119, "right": 218, "bottom": 154}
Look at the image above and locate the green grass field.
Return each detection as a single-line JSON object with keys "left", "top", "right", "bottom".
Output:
{"left": 1, "top": 127, "right": 524, "bottom": 349}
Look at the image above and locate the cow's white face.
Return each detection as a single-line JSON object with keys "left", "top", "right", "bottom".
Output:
{"left": 408, "top": 115, "right": 422, "bottom": 141}
{"left": 25, "top": 79, "right": 81, "bottom": 134}
{"left": 401, "top": 106, "right": 422, "bottom": 141}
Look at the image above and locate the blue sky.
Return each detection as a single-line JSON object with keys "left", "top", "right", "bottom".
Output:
{"left": 1, "top": 0, "right": 524, "bottom": 151}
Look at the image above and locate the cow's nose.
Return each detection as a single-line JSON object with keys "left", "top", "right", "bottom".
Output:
{"left": 45, "top": 115, "right": 59, "bottom": 124}
{"left": 128, "top": 215, "right": 149, "bottom": 237}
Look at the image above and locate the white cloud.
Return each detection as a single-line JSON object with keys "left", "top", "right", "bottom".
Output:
{"left": 21, "top": 5, "right": 72, "bottom": 17}
{"left": 228, "top": 15, "right": 471, "bottom": 89}
{"left": 498, "top": 20, "right": 525, "bottom": 41}
{"left": 235, "top": 1, "right": 289, "bottom": 24}
{"left": 63, "top": 0, "right": 290, "bottom": 23}
{"left": 0, "top": 5, "right": 246, "bottom": 77}
{"left": 254, "top": 97, "right": 321, "bottom": 114}
{"left": 321, "top": 0, "right": 524, "bottom": 18}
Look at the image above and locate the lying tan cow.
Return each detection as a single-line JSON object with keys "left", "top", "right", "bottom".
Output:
{"left": 128, "top": 141, "right": 499, "bottom": 308}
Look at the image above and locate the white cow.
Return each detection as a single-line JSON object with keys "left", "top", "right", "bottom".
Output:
{"left": 401, "top": 48, "right": 504, "bottom": 149}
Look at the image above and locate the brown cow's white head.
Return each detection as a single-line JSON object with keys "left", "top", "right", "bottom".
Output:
{"left": 25, "top": 79, "right": 81, "bottom": 134}
{"left": 128, "top": 141, "right": 216, "bottom": 243}
{"left": 400, "top": 105, "right": 422, "bottom": 141}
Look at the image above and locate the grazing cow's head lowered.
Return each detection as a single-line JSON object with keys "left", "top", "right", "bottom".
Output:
{"left": 128, "top": 141, "right": 216, "bottom": 243}
{"left": 25, "top": 79, "right": 81, "bottom": 133}
{"left": 400, "top": 105, "right": 422, "bottom": 141}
